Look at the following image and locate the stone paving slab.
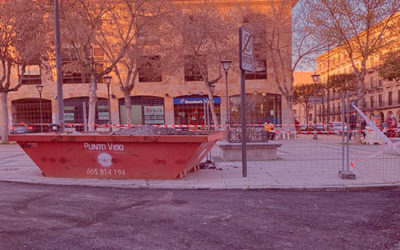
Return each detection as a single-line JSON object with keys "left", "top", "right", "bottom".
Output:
{"left": 0, "top": 134, "right": 399, "bottom": 190}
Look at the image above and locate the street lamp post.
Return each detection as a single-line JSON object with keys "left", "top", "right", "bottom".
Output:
{"left": 36, "top": 85, "right": 44, "bottom": 133}
{"left": 221, "top": 59, "right": 232, "bottom": 133}
{"left": 104, "top": 75, "right": 112, "bottom": 132}
{"left": 312, "top": 73, "right": 320, "bottom": 140}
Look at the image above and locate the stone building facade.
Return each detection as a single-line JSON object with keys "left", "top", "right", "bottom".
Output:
{"left": 315, "top": 13, "right": 400, "bottom": 126}
{"left": 1, "top": 0, "right": 297, "bottom": 132}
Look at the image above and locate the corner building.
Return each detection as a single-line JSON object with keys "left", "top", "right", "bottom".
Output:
{"left": 3, "top": 0, "right": 297, "bottom": 131}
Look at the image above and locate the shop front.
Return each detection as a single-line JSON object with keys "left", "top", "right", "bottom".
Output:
{"left": 118, "top": 96, "right": 164, "bottom": 125}
{"left": 63, "top": 97, "right": 109, "bottom": 131}
{"left": 229, "top": 93, "right": 282, "bottom": 126}
{"left": 174, "top": 96, "right": 221, "bottom": 126}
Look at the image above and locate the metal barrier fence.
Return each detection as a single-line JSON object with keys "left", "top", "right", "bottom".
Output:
{"left": 5, "top": 100, "right": 400, "bottom": 185}
{"left": 227, "top": 126, "right": 268, "bottom": 143}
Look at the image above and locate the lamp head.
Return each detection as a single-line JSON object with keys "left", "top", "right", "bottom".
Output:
{"left": 36, "top": 84, "right": 44, "bottom": 93}
{"left": 311, "top": 73, "right": 320, "bottom": 84}
{"left": 104, "top": 75, "right": 112, "bottom": 86}
{"left": 220, "top": 59, "right": 232, "bottom": 72}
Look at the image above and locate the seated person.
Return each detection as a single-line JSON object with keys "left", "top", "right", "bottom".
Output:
{"left": 264, "top": 122, "right": 275, "bottom": 140}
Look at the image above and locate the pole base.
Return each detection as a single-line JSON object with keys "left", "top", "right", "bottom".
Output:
{"left": 339, "top": 170, "right": 356, "bottom": 180}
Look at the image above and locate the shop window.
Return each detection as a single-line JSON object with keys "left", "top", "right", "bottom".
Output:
{"left": 138, "top": 56, "right": 162, "bottom": 82}
{"left": 63, "top": 97, "right": 109, "bottom": 131}
{"left": 184, "top": 55, "right": 207, "bottom": 81}
{"left": 229, "top": 93, "right": 281, "bottom": 125}
{"left": 19, "top": 65, "right": 41, "bottom": 85}
{"left": 119, "top": 96, "right": 164, "bottom": 125}
{"left": 173, "top": 96, "right": 221, "bottom": 126}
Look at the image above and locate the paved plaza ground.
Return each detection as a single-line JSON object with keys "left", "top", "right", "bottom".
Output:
{"left": 0, "top": 134, "right": 399, "bottom": 189}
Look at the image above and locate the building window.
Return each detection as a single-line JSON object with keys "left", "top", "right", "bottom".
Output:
{"left": 137, "top": 21, "right": 160, "bottom": 45}
{"left": 370, "top": 96, "right": 374, "bottom": 108}
{"left": 378, "top": 77, "right": 383, "bottom": 87}
{"left": 370, "top": 76, "right": 375, "bottom": 89}
{"left": 398, "top": 90, "right": 400, "bottom": 104}
{"left": 388, "top": 91, "right": 393, "bottom": 106}
{"left": 19, "top": 65, "right": 41, "bottom": 85}
{"left": 138, "top": 56, "right": 162, "bottom": 82}
{"left": 378, "top": 94, "right": 383, "bottom": 107}
{"left": 61, "top": 47, "right": 104, "bottom": 84}
{"left": 184, "top": 55, "right": 207, "bottom": 81}
{"left": 61, "top": 48, "right": 85, "bottom": 84}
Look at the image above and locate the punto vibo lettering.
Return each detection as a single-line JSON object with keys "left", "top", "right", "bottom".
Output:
{"left": 83, "top": 143, "right": 124, "bottom": 151}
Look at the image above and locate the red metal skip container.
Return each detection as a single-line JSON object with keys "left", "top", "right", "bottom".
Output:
{"left": 9, "top": 132, "right": 224, "bottom": 179}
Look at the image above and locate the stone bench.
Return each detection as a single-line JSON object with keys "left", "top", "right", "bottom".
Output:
{"left": 217, "top": 141, "right": 282, "bottom": 161}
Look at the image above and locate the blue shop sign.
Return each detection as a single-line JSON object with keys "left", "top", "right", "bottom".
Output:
{"left": 173, "top": 96, "right": 221, "bottom": 105}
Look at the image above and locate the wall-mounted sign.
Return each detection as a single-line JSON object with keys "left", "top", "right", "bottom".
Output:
{"left": 173, "top": 97, "right": 221, "bottom": 105}
{"left": 144, "top": 106, "right": 164, "bottom": 116}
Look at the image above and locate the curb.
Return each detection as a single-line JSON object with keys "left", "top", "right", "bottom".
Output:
{"left": 1, "top": 179, "right": 400, "bottom": 192}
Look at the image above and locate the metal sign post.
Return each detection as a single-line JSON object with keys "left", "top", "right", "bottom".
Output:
{"left": 239, "top": 26, "right": 254, "bottom": 178}
{"left": 54, "top": 0, "right": 64, "bottom": 131}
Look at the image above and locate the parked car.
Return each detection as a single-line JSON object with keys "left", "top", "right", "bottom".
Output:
{"left": 10, "top": 124, "right": 34, "bottom": 134}
{"left": 315, "top": 123, "right": 325, "bottom": 131}
{"left": 327, "top": 122, "right": 346, "bottom": 135}
{"left": 299, "top": 124, "right": 313, "bottom": 132}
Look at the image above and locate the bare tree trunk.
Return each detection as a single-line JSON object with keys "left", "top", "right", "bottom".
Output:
{"left": 205, "top": 83, "right": 219, "bottom": 129}
{"left": 1, "top": 91, "right": 9, "bottom": 143}
{"left": 285, "top": 98, "right": 295, "bottom": 130}
{"left": 88, "top": 50, "right": 97, "bottom": 132}
{"left": 305, "top": 105, "right": 309, "bottom": 125}
{"left": 124, "top": 91, "right": 132, "bottom": 125}
{"left": 88, "top": 75, "right": 97, "bottom": 132}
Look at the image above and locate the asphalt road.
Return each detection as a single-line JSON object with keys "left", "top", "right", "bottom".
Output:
{"left": 0, "top": 182, "right": 400, "bottom": 250}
